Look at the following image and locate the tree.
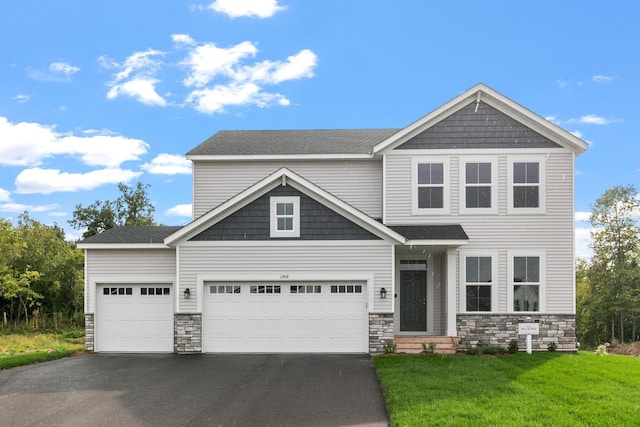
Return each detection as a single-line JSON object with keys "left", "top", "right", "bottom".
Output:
{"left": 0, "top": 214, "right": 84, "bottom": 323}
{"left": 588, "top": 184, "right": 640, "bottom": 344}
{"left": 69, "top": 182, "right": 156, "bottom": 238}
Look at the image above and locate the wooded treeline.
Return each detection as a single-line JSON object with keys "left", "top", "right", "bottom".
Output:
{"left": 577, "top": 184, "right": 640, "bottom": 348}
{"left": 0, "top": 182, "right": 156, "bottom": 327}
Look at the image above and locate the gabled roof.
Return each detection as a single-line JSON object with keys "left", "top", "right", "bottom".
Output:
{"left": 373, "top": 83, "right": 589, "bottom": 155}
{"left": 164, "top": 168, "right": 407, "bottom": 246}
{"left": 77, "top": 226, "right": 182, "bottom": 249}
{"left": 187, "top": 129, "right": 399, "bottom": 159}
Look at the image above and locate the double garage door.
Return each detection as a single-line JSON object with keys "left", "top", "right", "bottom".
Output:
{"left": 204, "top": 282, "right": 368, "bottom": 353}
{"left": 95, "top": 282, "right": 368, "bottom": 353}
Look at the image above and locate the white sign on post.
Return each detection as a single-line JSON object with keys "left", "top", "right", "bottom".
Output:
{"left": 518, "top": 322, "right": 540, "bottom": 335}
{"left": 518, "top": 322, "right": 539, "bottom": 354}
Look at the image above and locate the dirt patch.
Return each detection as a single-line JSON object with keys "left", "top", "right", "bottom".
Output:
{"left": 608, "top": 342, "right": 640, "bottom": 356}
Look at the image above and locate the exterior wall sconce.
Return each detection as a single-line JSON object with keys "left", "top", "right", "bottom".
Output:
{"left": 184, "top": 288, "right": 191, "bottom": 299}
{"left": 380, "top": 287, "right": 387, "bottom": 299}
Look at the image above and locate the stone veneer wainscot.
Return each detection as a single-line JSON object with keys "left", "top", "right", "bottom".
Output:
{"left": 85, "top": 313, "right": 95, "bottom": 352}
{"left": 457, "top": 314, "right": 577, "bottom": 352}
{"left": 174, "top": 313, "right": 202, "bottom": 354}
{"left": 369, "top": 313, "right": 394, "bottom": 354}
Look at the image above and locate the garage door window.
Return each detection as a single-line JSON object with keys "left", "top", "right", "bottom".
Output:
{"left": 210, "top": 285, "right": 241, "bottom": 294}
{"left": 103, "top": 287, "right": 133, "bottom": 295}
{"left": 250, "top": 285, "right": 282, "bottom": 294}
{"left": 291, "top": 285, "right": 322, "bottom": 294}
{"left": 140, "top": 287, "right": 170, "bottom": 295}
{"left": 331, "top": 285, "right": 362, "bottom": 294}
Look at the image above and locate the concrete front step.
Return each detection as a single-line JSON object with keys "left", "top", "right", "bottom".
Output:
{"left": 394, "top": 336, "right": 460, "bottom": 355}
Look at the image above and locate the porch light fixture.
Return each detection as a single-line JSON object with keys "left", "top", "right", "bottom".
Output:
{"left": 184, "top": 288, "right": 191, "bottom": 299}
{"left": 380, "top": 287, "right": 387, "bottom": 299}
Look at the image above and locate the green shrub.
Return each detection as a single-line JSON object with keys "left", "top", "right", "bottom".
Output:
{"left": 594, "top": 343, "right": 609, "bottom": 356}
{"left": 383, "top": 341, "right": 397, "bottom": 354}
{"left": 548, "top": 342, "right": 557, "bottom": 352}
{"left": 508, "top": 340, "right": 519, "bottom": 354}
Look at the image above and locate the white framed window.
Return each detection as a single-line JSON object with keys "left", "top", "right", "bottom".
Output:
{"left": 460, "top": 252, "right": 497, "bottom": 312}
{"left": 460, "top": 157, "right": 497, "bottom": 214}
{"left": 508, "top": 251, "right": 546, "bottom": 312}
{"left": 412, "top": 157, "right": 449, "bottom": 215}
{"left": 270, "top": 196, "right": 300, "bottom": 238}
{"left": 507, "top": 156, "right": 545, "bottom": 214}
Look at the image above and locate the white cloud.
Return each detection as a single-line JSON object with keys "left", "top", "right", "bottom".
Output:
{"left": 0, "top": 202, "right": 60, "bottom": 213}
{"left": 171, "top": 33, "right": 195, "bottom": 46}
{"left": 181, "top": 41, "right": 258, "bottom": 87}
{"left": 575, "top": 211, "right": 591, "bottom": 222}
{"left": 165, "top": 204, "right": 192, "bottom": 217}
{"left": 0, "top": 188, "right": 10, "bottom": 202}
{"left": 27, "top": 61, "right": 80, "bottom": 82}
{"left": 592, "top": 75, "right": 616, "bottom": 84}
{"left": 49, "top": 62, "right": 80, "bottom": 76}
{"left": 573, "top": 114, "right": 617, "bottom": 125}
{"left": 107, "top": 77, "right": 167, "bottom": 106}
{"left": 13, "top": 94, "right": 30, "bottom": 103}
{"left": 186, "top": 82, "right": 288, "bottom": 114}
{"left": 208, "top": 0, "right": 285, "bottom": 18}
{"left": 104, "top": 35, "right": 317, "bottom": 114}
{"left": 141, "top": 154, "right": 192, "bottom": 175}
{"left": 576, "top": 227, "right": 593, "bottom": 260}
{"left": 15, "top": 168, "right": 142, "bottom": 195}
{"left": 102, "top": 49, "right": 167, "bottom": 106}
{"left": 48, "top": 211, "right": 68, "bottom": 217}
{"left": 0, "top": 116, "right": 149, "bottom": 168}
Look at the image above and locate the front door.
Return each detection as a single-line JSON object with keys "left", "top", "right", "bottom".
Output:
{"left": 400, "top": 270, "right": 427, "bottom": 332}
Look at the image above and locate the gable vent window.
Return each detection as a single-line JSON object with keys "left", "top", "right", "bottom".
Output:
{"left": 270, "top": 196, "right": 300, "bottom": 238}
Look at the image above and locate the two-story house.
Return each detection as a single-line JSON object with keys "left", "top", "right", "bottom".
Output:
{"left": 78, "top": 83, "right": 588, "bottom": 354}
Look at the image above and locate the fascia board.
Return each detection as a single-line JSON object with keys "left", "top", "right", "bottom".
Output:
{"left": 186, "top": 154, "right": 374, "bottom": 161}
{"left": 405, "top": 239, "right": 469, "bottom": 247}
{"left": 77, "top": 243, "right": 173, "bottom": 250}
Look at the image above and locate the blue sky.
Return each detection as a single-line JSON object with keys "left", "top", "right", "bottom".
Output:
{"left": 1, "top": 1, "right": 638, "bottom": 258}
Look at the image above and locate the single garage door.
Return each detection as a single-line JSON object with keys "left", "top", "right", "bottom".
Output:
{"left": 204, "top": 282, "right": 368, "bottom": 353}
{"left": 96, "top": 284, "right": 174, "bottom": 352}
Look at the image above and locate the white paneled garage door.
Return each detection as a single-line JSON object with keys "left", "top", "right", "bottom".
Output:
{"left": 204, "top": 282, "right": 368, "bottom": 353}
{"left": 96, "top": 284, "right": 174, "bottom": 352}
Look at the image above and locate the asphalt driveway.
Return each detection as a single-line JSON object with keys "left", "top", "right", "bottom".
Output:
{"left": 0, "top": 353, "right": 389, "bottom": 427}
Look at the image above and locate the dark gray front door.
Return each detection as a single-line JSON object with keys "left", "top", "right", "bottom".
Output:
{"left": 400, "top": 270, "right": 427, "bottom": 332}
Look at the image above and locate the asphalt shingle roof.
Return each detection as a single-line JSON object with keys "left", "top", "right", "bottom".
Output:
{"left": 79, "top": 226, "right": 183, "bottom": 245}
{"left": 187, "top": 129, "right": 401, "bottom": 156}
{"left": 388, "top": 225, "right": 469, "bottom": 241}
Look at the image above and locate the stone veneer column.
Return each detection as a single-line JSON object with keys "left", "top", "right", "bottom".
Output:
{"left": 457, "top": 314, "right": 577, "bottom": 352}
{"left": 369, "top": 313, "right": 394, "bottom": 354}
{"left": 174, "top": 313, "right": 202, "bottom": 354}
{"left": 84, "top": 313, "right": 94, "bottom": 352}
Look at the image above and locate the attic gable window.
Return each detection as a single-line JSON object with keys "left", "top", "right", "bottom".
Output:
{"left": 270, "top": 196, "right": 300, "bottom": 238}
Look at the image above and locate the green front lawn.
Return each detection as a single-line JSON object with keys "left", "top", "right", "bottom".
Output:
{"left": 374, "top": 352, "right": 640, "bottom": 426}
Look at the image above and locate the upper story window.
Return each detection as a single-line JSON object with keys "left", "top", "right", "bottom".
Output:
{"left": 412, "top": 158, "right": 449, "bottom": 215}
{"left": 270, "top": 196, "right": 300, "bottom": 238}
{"left": 461, "top": 158, "right": 497, "bottom": 214}
{"left": 508, "top": 156, "right": 545, "bottom": 214}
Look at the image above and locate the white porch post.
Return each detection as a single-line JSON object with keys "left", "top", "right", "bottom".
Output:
{"left": 446, "top": 248, "right": 457, "bottom": 336}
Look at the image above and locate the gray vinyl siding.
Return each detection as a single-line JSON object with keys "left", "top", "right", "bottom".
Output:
{"left": 177, "top": 243, "right": 393, "bottom": 313}
{"left": 85, "top": 249, "right": 176, "bottom": 312}
{"left": 386, "top": 152, "right": 575, "bottom": 314}
{"left": 192, "top": 159, "right": 382, "bottom": 219}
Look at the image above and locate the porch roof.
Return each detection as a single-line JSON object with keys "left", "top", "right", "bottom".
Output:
{"left": 388, "top": 225, "right": 469, "bottom": 242}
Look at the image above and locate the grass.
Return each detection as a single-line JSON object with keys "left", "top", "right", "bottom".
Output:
{"left": 0, "top": 330, "right": 85, "bottom": 370}
{"left": 374, "top": 352, "right": 640, "bottom": 426}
